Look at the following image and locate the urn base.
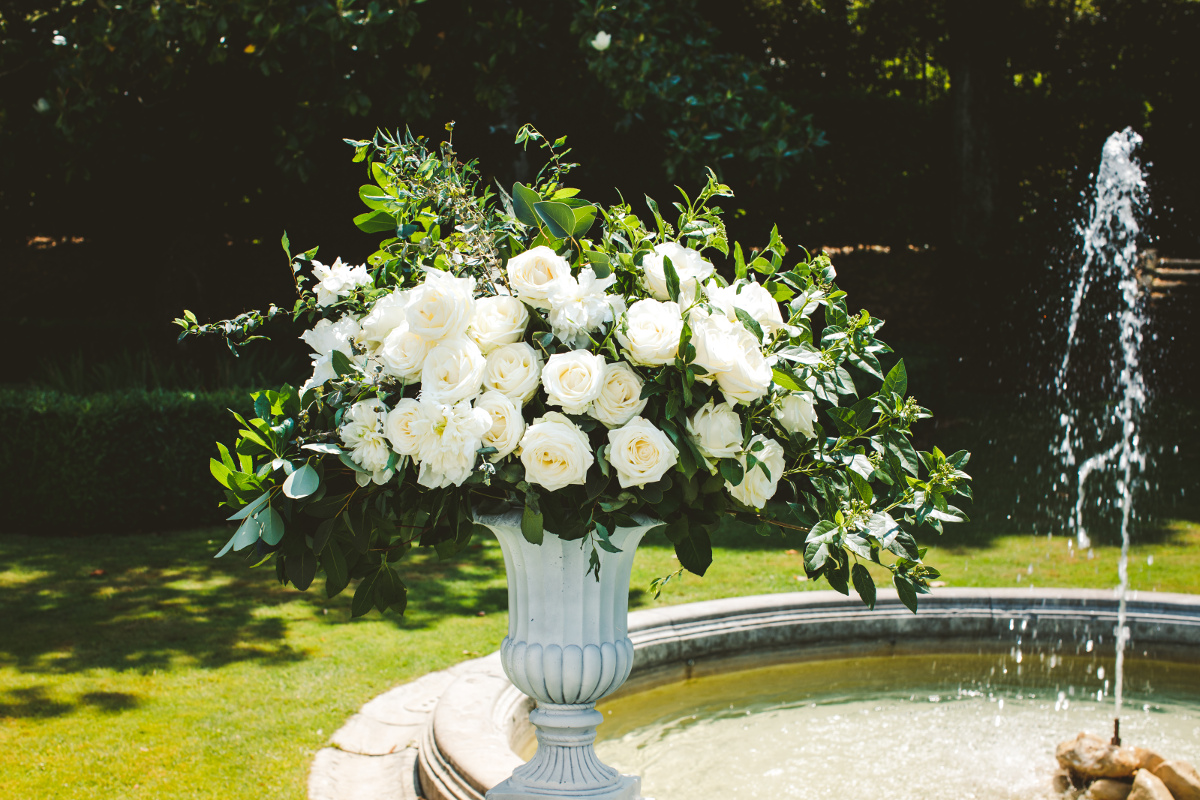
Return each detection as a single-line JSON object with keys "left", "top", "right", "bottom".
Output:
{"left": 487, "top": 773, "right": 642, "bottom": 800}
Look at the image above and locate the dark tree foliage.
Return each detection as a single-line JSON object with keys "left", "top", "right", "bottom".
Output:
{"left": 2, "top": 0, "right": 1198, "bottom": 385}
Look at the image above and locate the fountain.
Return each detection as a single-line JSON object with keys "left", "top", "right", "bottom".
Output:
{"left": 309, "top": 131, "right": 1200, "bottom": 800}
{"left": 1051, "top": 128, "right": 1150, "bottom": 733}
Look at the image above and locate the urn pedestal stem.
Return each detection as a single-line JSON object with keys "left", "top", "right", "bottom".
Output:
{"left": 475, "top": 511, "right": 654, "bottom": 800}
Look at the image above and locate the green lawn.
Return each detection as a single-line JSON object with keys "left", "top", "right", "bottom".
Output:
{"left": 2, "top": 521, "right": 1198, "bottom": 799}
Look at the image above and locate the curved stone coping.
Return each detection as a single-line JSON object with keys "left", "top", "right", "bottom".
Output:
{"left": 416, "top": 588, "right": 1200, "bottom": 800}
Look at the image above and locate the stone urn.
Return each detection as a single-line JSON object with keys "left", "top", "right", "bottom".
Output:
{"left": 473, "top": 510, "right": 656, "bottom": 800}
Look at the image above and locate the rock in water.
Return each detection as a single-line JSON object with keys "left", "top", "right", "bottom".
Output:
{"left": 1087, "top": 779, "right": 1134, "bottom": 800}
{"left": 1153, "top": 760, "right": 1200, "bottom": 800}
{"left": 1128, "top": 769, "right": 1174, "bottom": 800}
{"left": 1057, "top": 733, "right": 1146, "bottom": 780}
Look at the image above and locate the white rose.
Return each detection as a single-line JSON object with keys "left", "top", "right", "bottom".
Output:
{"left": 385, "top": 398, "right": 433, "bottom": 456}
{"left": 687, "top": 309, "right": 741, "bottom": 376}
{"left": 687, "top": 399, "right": 743, "bottom": 464}
{"left": 469, "top": 295, "right": 529, "bottom": 354}
{"left": 475, "top": 390, "right": 525, "bottom": 461}
{"left": 607, "top": 417, "right": 679, "bottom": 488}
{"left": 616, "top": 299, "right": 683, "bottom": 366}
{"left": 340, "top": 398, "right": 393, "bottom": 485}
{"left": 775, "top": 392, "right": 817, "bottom": 439}
{"left": 482, "top": 342, "right": 544, "bottom": 405}
{"left": 704, "top": 279, "right": 785, "bottom": 333}
{"left": 300, "top": 316, "right": 361, "bottom": 394}
{"left": 642, "top": 242, "right": 714, "bottom": 305}
{"left": 419, "top": 338, "right": 486, "bottom": 405}
{"left": 545, "top": 268, "right": 623, "bottom": 348}
{"left": 415, "top": 400, "right": 492, "bottom": 489}
{"left": 359, "top": 289, "right": 411, "bottom": 352}
{"left": 589, "top": 361, "right": 648, "bottom": 429}
{"left": 713, "top": 326, "right": 773, "bottom": 406}
{"left": 726, "top": 435, "right": 785, "bottom": 509}
{"left": 541, "top": 350, "right": 606, "bottom": 415}
{"left": 379, "top": 323, "right": 432, "bottom": 383}
{"left": 506, "top": 246, "right": 572, "bottom": 310}
{"left": 519, "top": 412, "right": 594, "bottom": 492}
{"left": 312, "top": 258, "right": 371, "bottom": 307}
{"left": 406, "top": 269, "right": 476, "bottom": 341}
{"left": 591, "top": 30, "right": 611, "bottom": 51}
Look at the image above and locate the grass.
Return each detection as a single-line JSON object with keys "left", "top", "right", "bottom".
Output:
{"left": 1, "top": 521, "right": 1198, "bottom": 799}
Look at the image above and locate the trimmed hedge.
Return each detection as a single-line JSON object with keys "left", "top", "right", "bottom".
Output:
{"left": 1, "top": 389, "right": 254, "bottom": 535}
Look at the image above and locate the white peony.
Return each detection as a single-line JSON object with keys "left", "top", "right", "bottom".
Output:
{"left": 589, "top": 361, "right": 648, "bottom": 429}
{"left": 607, "top": 417, "right": 679, "bottom": 488}
{"left": 379, "top": 323, "right": 432, "bottom": 383}
{"left": 414, "top": 400, "right": 492, "bottom": 489}
{"left": 775, "top": 392, "right": 817, "bottom": 439}
{"left": 642, "top": 242, "right": 714, "bottom": 306}
{"left": 703, "top": 279, "right": 785, "bottom": 333}
{"left": 506, "top": 246, "right": 572, "bottom": 310}
{"left": 541, "top": 350, "right": 607, "bottom": 415}
{"left": 406, "top": 269, "right": 476, "bottom": 341}
{"left": 545, "top": 268, "right": 624, "bottom": 348}
{"left": 419, "top": 338, "right": 486, "bottom": 405}
{"left": 482, "top": 342, "right": 544, "bottom": 405}
{"left": 726, "top": 435, "right": 785, "bottom": 509}
{"left": 687, "top": 399, "right": 744, "bottom": 464}
{"left": 469, "top": 295, "right": 529, "bottom": 354}
{"left": 299, "top": 315, "right": 361, "bottom": 394}
{"left": 340, "top": 398, "right": 394, "bottom": 485}
{"left": 312, "top": 258, "right": 371, "bottom": 307}
{"left": 359, "top": 289, "right": 411, "bottom": 352}
{"left": 475, "top": 390, "right": 525, "bottom": 461}
{"left": 519, "top": 412, "right": 594, "bottom": 492}
{"left": 616, "top": 298, "right": 683, "bottom": 366}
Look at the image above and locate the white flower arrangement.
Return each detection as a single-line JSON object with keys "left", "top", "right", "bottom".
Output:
{"left": 179, "top": 126, "right": 971, "bottom": 617}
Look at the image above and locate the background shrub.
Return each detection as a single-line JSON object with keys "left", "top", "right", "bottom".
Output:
{"left": 0, "top": 389, "right": 253, "bottom": 535}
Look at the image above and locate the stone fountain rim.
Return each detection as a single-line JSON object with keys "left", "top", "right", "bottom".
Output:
{"left": 415, "top": 587, "right": 1200, "bottom": 800}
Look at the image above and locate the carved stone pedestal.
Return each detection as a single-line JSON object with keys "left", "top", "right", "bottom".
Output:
{"left": 473, "top": 511, "right": 655, "bottom": 800}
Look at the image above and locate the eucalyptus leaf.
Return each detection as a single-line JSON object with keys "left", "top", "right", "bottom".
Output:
{"left": 283, "top": 463, "right": 320, "bottom": 499}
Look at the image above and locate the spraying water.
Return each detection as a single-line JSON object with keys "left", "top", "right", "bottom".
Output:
{"left": 1052, "top": 128, "right": 1150, "bottom": 724}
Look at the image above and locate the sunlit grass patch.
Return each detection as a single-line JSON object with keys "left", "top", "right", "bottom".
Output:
{"left": 1, "top": 521, "right": 1196, "bottom": 799}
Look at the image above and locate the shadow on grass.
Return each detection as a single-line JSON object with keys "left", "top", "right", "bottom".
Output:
{"left": 0, "top": 527, "right": 512, "bottom": 684}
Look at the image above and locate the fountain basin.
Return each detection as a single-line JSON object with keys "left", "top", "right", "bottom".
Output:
{"left": 417, "top": 589, "right": 1200, "bottom": 800}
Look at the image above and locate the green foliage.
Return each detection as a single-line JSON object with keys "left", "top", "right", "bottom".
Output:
{"left": 0, "top": 389, "right": 251, "bottom": 534}
{"left": 180, "top": 126, "right": 971, "bottom": 617}
{"left": 573, "top": 0, "right": 827, "bottom": 185}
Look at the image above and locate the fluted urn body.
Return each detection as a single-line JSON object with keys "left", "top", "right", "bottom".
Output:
{"left": 474, "top": 510, "right": 655, "bottom": 800}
